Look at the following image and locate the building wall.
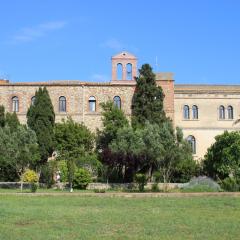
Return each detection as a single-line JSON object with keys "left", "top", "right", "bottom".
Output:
{"left": 174, "top": 85, "right": 240, "bottom": 159}
{"left": 1, "top": 81, "right": 240, "bottom": 160}
{"left": 0, "top": 76, "right": 174, "bottom": 132}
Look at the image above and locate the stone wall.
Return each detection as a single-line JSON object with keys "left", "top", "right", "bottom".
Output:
{"left": 0, "top": 78, "right": 174, "bottom": 132}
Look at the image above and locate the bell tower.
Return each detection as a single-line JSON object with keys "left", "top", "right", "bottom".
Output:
{"left": 111, "top": 51, "right": 137, "bottom": 83}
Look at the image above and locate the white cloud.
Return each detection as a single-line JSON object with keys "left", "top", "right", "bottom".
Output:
{"left": 91, "top": 74, "right": 109, "bottom": 82}
{"left": 10, "top": 21, "right": 67, "bottom": 43}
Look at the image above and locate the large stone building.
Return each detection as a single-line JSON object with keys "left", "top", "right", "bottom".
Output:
{"left": 0, "top": 52, "right": 240, "bottom": 159}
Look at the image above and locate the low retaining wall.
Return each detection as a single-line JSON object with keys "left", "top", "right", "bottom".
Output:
{"left": 87, "top": 182, "right": 187, "bottom": 190}
{"left": 0, "top": 182, "right": 187, "bottom": 190}
{"left": 0, "top": 182, "right": 31, "bottom": 189}
{"left": 0, "top": 182, "right": 46, "bottom": 189}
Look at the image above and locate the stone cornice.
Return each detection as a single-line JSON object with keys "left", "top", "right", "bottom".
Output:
{"left": 0, "top": 81, "right": 136, "bottom": 87}
{"left": 175, "top": 84, "right": 240, "bottom": 94}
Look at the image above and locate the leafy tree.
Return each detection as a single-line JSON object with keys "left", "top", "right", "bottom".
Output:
{"left": 96, "top": 101, "right": 129, "bottom": 182}
{"left": 0, "top": 125, "right": 40, "bottom": 183}
{"left": 110, "top": 122, "right": 194, "bottom": 183}
{"left": 27, "top": 87, "right": 55, "bottom": 163}
{"left": 55, "top": 118, "right": 97, "bottom": 190}
{"left": 55, "top": 118, "right": 95, "bottom": 160}
{"left": 109, "top": 126, "right": 145, "bottom": 182}
{"left": 172, "top": 128, "right": 199, "bottom": 183}
{"left": 203, "top": 131, "right": 240, "bottom": 181}
{"left": 132, "top": 64, "right": 166, "bottom": 128}
{"left": 98, "top": 64, "right": 195, "bottom": 184}
{"left": 97, "top": 101, "right": 129, "bottom": 149}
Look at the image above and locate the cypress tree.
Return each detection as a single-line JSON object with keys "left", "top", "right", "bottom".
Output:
{"left": 5, "top": 112, "right": 20, "bottom": 131}
{"left": 0, "top": 105, "right": 5, "bottom": 127}
{"left": 132, "top": 64, "right": 166, "bottom": 127}
{"left": 0, "top": 105, "right": 20, "bottom": 130}
{"left": 27, "top": 87, "right": 55, "bottom": 163}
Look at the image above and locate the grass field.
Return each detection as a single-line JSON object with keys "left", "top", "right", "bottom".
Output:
{"left": 0, "top": 195, "right": 240, "bottom": 240}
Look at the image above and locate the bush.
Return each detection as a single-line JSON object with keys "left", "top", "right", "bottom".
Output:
{"left": 23, "top": 169, "right": 39, "bottom": 183}
{"left": 203, "top": 131, "right": 240, "bottom": 180}
{"left": 221, "top": 177, "right": 239, "bottom": 192}
{"left": 153, "top": 171, "right": 162, "bottom": 183}
{"left": 134, "top": 173, "right": 147, "bottom": 192}
{"left": 151, "top": 183, "right": 160, "bottom": 192}
{"left": 172, "top": 158, "right": 200, "bottom": 183}
{"left": 39, "top": 162, "right": 56, "bottom": 188}
{"left": 73, "top": 168, "right": 91, "bottom": 189}
{"left": 22, "top": 169, "right": 39, "bottom": 193}
{"left": 57, "top": 160, "right": 68, "bottom": 182}
{"left": 31, "top": 183, "right": 38, "bottom": 193}
{"left": 182, "top": 176, "right": 221, "bottom": 192}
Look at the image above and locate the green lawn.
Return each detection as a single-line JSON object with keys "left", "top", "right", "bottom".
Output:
{"left": 0, "top": 195, "right": 240, "bottom": 240}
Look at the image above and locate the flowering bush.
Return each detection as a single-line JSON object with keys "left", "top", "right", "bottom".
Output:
{"left": 23, "top": 169, "right": 39, "bottom": 183}
{"left": 22, "top": 169, "right": 39, "bottom": 193}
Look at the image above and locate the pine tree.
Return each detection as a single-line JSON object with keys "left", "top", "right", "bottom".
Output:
{"left": 132, "top": 64, "right": 166, "bottom": 127}
{"left": 27, "top": 87, "right": 55, "bottom": 163}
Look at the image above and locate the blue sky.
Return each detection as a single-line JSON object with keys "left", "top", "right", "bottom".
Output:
{"left": 0, "top": 0, "right": 240, "bottom": 84}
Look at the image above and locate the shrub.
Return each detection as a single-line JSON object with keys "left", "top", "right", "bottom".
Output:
{"left": 23, "top": 169, "right": 39, "bottom": 183}
{"left": 203, "top": 131, "right": 240, "bottom": 180}
{"left": 172, "top": 158, "right": 200, "bottom": 183}
{"left": 134, "top": 173, "right": 147, "bottom": 192}
{"left": 151, "top": 183, "right": 160, "bottom": 192}
{"left": 73, "top": 168, "right": 91, "bottom": 189}
{"left": 182, "top": 176, "right": 221, "bottom": 192}
{"left": 22, "top": 169, "right": 39, "bottom": 193}
{"left": 57, "top": 160, "right": 68, "bottom": 182}
{"left": 221, "top": 177, "right": 239, "bottom": 192}
{"left": 31, "top": 183, "right": 38, "bottom": 193}
{"left": 39, "top": 162, "right": 56, "bottom": 188}
{"left": 153, "top": 171, "right": 162, "bottom": 183}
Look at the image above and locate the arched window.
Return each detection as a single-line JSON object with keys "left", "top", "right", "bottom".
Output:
{"left": 227, "top": 105, "right": 233, "bottom": 119}
{"left": 219, "top": 105, "right": 225, "bottom": 119}
{"left": 12, "top": 96, "right": 19, "bottom": 112}
{"left": 117, "top": 63, "right": 123, "bottom": 80}
{"left": 113, "top": 96, "right": 121, "bottom": 109}
{"left": 187, "top": 135, "right": 196, "bottom": 154}
{"left": 126, "top": 63, "right": 132, "bottom": 80}
{"left": 31, "top": 96, "right": 36, "bottom": 106}
{"left": 89, "top": 96, "right": 96, "bottom": 112}
{"left": 59, "top": 96, "right": 66, "bottom": 112}
{"left": 192, "top": 105, "right": 198, "bottom": 119}
{"left": 183, "top": 105, "right": 190, "bottom": 119}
